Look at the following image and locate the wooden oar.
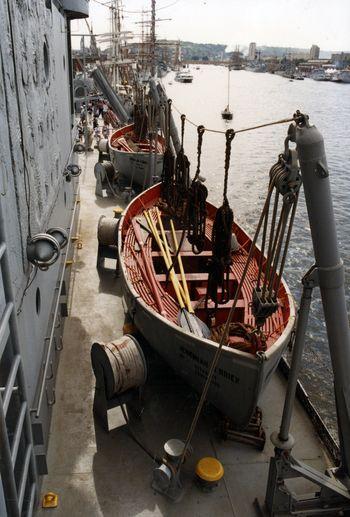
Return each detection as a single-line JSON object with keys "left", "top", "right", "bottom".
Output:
{"left": 143, "top": 211, "right": 185, "bottom": 304}
{"left": 154, "top": 209, "right": 210, "bottom": 339}
{"left": 169, "top": 219, "right": 192, "bottom": 311}
{"left": 131, "top": 218, "right": 167, "bottom": 317}
{"left": 144, "top": 210, "right": 186, "bottom": 301}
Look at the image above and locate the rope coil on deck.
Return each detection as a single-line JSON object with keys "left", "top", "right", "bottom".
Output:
{"left": 91, "top": 335, "right": 147, "bottom": 398}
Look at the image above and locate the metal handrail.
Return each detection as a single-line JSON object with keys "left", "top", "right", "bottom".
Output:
{"left": 32, "top": 189, "right": 79, "bottom": 418}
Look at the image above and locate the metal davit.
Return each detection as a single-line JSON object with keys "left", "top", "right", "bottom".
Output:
{"left": 265, "top": 115, "right": 350, "bottom": 515}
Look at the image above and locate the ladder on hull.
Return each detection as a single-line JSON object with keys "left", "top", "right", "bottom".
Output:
{"left": 0, "top": 213, "right": 38, "bottom": 515}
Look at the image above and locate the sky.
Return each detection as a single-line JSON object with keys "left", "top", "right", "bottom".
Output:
{"left": 71, "top": 0, "right": 350, "bottom": 52}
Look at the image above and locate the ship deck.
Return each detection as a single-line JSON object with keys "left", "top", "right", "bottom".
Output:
{"left": 37, "top": 149, "right": 331, "bottom": 516}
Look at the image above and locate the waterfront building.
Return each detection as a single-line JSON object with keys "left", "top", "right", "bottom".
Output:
{"left": 310, "top": 44, "right": 320, "bottom": 59}
{"left": 331, "top": 52, "right": 350, "bottom": 68}
{"left": 248, "top": 42, "right": 257, "bottom": 61}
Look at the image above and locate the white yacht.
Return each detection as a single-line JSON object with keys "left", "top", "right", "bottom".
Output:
{"left": 310, "top": 68, "right": 327, "bottom": 81}
{"left": 174, "top": 70, "right": 194, "bottom": 83}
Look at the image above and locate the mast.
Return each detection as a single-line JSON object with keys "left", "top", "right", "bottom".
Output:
{"left": 111, "top": 0, "right": 121, "bottom": 88}
{"left": 150, "top": 0, "right": 156, "bottom": 77}
{"left": 227, "top": 67, "right": 230, "bottom": 108}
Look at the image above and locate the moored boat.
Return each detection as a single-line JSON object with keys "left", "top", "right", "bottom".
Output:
{"left": 310, "top": 68, "right": 327, "bottom": 81}
{"left": 221, "top": 106, "right": 233, "bottom": 120}
{"left": 109, "top": 123, "right": 165, "bottom": 189}
{"left": 118, "top": 183, "right": 295, "bottom": 428}
{"left": 338, "top": 70, "right": 350, "bottom": 83}
{"left": 175, "top": 71, "right": 194, "bottom": 83}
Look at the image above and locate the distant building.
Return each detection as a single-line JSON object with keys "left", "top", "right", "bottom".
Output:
{"left": 310, "top": 45, "right": 320, "bottom": 60}
{"left": 248, "top": 42, "right": 256, "bottom": 61}
{"left": 331, "top": 52, "right": 350, "bottom": 68}
{"left": 291, "top": 51, "right": 309, "bottom": 60}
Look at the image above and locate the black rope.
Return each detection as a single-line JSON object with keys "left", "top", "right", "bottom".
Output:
{"left": 193, "top": 125, "right": 205, "bottom": 183}
{"left": 187, "top": 125, "right": 207, "bottom": 254}
{"left": 160, "top": 99, "right": 175, "bottom": 205}
{"left": 174, "top": 114, "right": 190, "bottom": 219}
{"left": 206, "top": 129, "right": 235, "bottom": 308}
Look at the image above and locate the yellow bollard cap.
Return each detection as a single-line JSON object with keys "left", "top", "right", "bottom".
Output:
{"left": 195, "top": 457, "right": 224, "bottom": 482}
{"left": 113, "top": 207, "right": 123, "bottom": 218}
{"left": 42, "top": 492, "right": 58, "bottom": 508}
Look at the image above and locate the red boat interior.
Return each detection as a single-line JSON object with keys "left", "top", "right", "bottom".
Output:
{"left": 122, "top": 185, "right": 291, "bottom": 354}
{"left": 110, "top": 123, "right": 165, "bottom": 154}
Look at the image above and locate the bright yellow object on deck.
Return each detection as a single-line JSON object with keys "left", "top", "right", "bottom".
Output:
{"left": 42, "top": 492, "right": 58, "bottom": 508}
{"left": 195, "top": 457, "right": 224, "bottom": 482}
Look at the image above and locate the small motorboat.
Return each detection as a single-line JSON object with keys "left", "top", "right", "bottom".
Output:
{"left": 221, "top": 106, "right": 233, "bottom": 120}
{"left": 174, "top": 71, "right": 193, "bottom": 83}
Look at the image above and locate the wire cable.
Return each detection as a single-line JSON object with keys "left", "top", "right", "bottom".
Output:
{"left": 92, "top": 0, "right": 180, "bottom": 13}
{"left": 171, "top": 101, "right": 297, "bottom": 135}
{"left": 16, "top": 266, "right": 38, "bottom": 315}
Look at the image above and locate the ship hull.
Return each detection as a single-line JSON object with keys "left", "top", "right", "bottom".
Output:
{"left": 118, "top": 184, "right": 296, "bottom": 429}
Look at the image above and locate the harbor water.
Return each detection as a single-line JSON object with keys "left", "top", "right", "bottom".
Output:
{"left": 165, "top": 65, "right": 350, "bottom": 441}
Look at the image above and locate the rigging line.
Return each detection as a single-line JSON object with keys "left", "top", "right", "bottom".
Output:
{"left": 92, "top": 0, "right": 180, "bottom": 13}
{"left": 171, "top": 102, "right": 296, "bottom": 136}
{"left": 16, "top": 266, "right": 38, "bottom": 315}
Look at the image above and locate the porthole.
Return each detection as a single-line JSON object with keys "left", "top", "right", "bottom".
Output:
{"left": 43, "top": 39, "right": 50, "bottom": 80}
{"left": 36, "top": 288, "right": 41, "bottom": 315}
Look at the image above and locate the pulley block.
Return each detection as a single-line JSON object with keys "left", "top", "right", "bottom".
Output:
{"left": 252, "top": 287, "right": 279, "bottom": 327}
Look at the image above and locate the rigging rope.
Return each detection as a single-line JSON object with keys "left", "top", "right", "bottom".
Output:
{"left": 206, "top": 129, "right": 235, "bottom": 307}
{"left": 171, "top": 102, "right": 302, "bottom": 136}
{"left": 160, "top": 99, "right": 175, "bottom": 205}
{"left": 178, "top": 128, "right": 302, "bottom": 473}
{"left": 173, "top": 114, "right": 190, "bottom": 219}
{"left": 187, "top": 126, "right": 208, "bottom": 254}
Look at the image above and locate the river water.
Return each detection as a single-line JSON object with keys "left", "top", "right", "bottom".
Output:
{"left": 163, "top": 65, "right": 350, "bottom": 441}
